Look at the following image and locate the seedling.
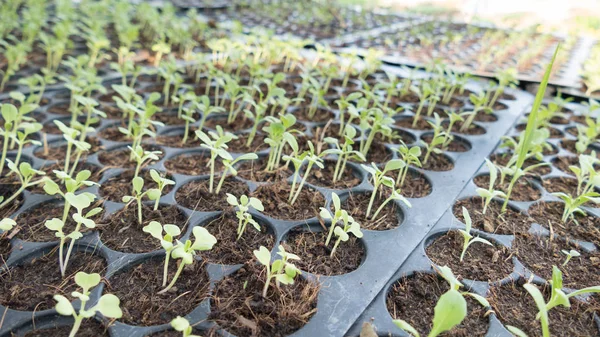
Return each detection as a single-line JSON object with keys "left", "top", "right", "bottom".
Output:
{"left": 552, "top": 190, "right": 600, "bottom": 223}
{"left": 143, "top": 221, "right": 181, "bottom": 287}
{"left": 122, "top": 177, "right": 161, "bottom": 224}
{"left": 323, "top": 127, "right": 365, "bottom": 183}
{"left": 488, "top": 68, "right": 518, "bottom": 109}
{"left": 0, "top": 218, "right": 15, "bottom": 239}
{"left": 129, "top": 145, "right": 162, "bottom": 180}
{"left": 457, "top": 207, "right": 493, "bottom": 262}
{"left": 254, "top": 245, "right": 301, "bottom": 297}
{"left": 170, "top": 317, "right": 200, "bottom": 337}
{"left": 361, "top": 160, "right": 403, "bottom": 219}
{"left": 284, "top": 141, "right": 324, "bottom": 206}
{"left": 423, "top": 113, "right": 448, "bottom": 164}
{"left": 475, "top": 159, "right": 507, "bottom": 214}
{"left": 226, "top": 194, "right": 264, "bottom": 241}
{"left": 149, "top": 169, "right": 175, "bottom": 211}
{"left": 195, "top": 126, "right": 237, "bottom": 193}
{"left": 394, "top": 143, "right": 422, "bottom": 188}
{"left": 0, "top": 103, "right": 19, "bottom": 173}
{"left": 0, "top": 160, "right": 47, "bottom": 210}
{"left": 216, "top": 153, "right": 257, "bottom": 194}
{"left": 330, "top": 213, "right": 362, "bottom": 257}
{"left": 158, "top": 226, "right": 217, "bottom": 294}
{"left": 320, "top": 193, "right": 351, "bottom": 246}
{"left": 561, "top": 249, "right": 580, "bottom": 266}
{"left": 53, "top": 272, "right": 122, "bottom": 337}
{"left": 45, "top": 192, "right": 101, "bottom": 277}
{"left": 43, "top": 169, "right": 99, "bottom": 223}
{"left": 263, "top": 114, "right": 299, "bottom": 171}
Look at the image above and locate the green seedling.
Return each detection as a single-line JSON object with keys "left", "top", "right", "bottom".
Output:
{"left": 226, "top": 194, "right": 264, "bottom": 241}
{"left": 475, "top": 159, "right": 507, "bottom": 214}
{"left": 129, "top": 145, "right": 162, "bottom": 180}
{"left": 330, "top": 213, "right": 362, "bottom": 257}
{"left": 216, "top": 153, "right": 257, "bottom": 194}
{"left": 254, "top": 245, "right": 301, "bottom": 297}
{"left": 149, "top": 169, "right": 175, "bottom": 211}
{"left": 53, "top": 272, "right": 122, "bottom": 337}
{"left": 159, "top": 226, "right": 217, "bottom": 294}
{"left": 0, "top": 160, "right": 47, "bottom": 210}
{"left": 561, "top": 249, "right": 580, "bottom": 266}
{"left": 143, "top": 221, "right": 181, "bottom": 287}
{"left": 122, "top": 177, "right": 161, "bottom": 224}
{"left": 423, "top": 113, "right": 448, "bottom": 164}
{"left": 45, "top": 192, "right": 101, "bottom": 277}
{"left": 284, "top": 141, "right": 324, "bottom": 206}
{"left": 0, "top": 218, "right": 15, "bottom": 240}
{"left": 361, "top": 160, "right": 404, "bottom": 219}
{"left": 43, "top": 169, "right": 99, "bottom": 223}
{"left": 394, "top": 143, "right": 422, "bottom": 188}
{"left": 457, "top": 207, "right": 493, "bottom": 262}
{"left": 170, "top": 317, "right": 200, "bottom": 337}
{"left": 195, "top": 126, "right": 237, "bottom": 194}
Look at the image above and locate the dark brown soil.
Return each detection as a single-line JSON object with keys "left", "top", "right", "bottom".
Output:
{"left": 156, "top": 128, "right": 202, "bottom": 148}
{"left": 304, "top": 162, "right": 361, "bottom": 189}
{"left": 491, "top": 154, "right": 551, "bottom": 176}
{"left": 542, "top": 176, "right": 583, "bottom": 196}
{"left": 99, "top": 169, "right": 173, "bottom": 202}
{"left": 199, "top": 214, "right": 274, "bottom": 265}
{"left": 446, "top": 121, "right": 486, "bottom": 135}
{"left": 226, "top": 132, "right": 269, "bottom": 154}
{"left": 570, "top": 115, "right": 588, "bottom": 124}
{"left": 395, "top": 117, "right": 433, "bottom": 130}
{"left": 34, "top": 137, "right": 103, "bottom": 161}
{"left": 426, "top": 230, "right": 514, "bottom": 282}
{"left": 0, "top": 238, "right": 11, "bottom": 262}
{"left": 560, "top": 139, "right": 599, "bottom": 156}
{"left": 473, "top": 174, "right": 541, "bottom": 201}
{"left": 236, "top": 156, "right": 291, "bottom": 183}
{"left": 176, "top": 178, "right": 249, "bottom": 212}
{"left": 512, "top": 234, "right": 600, "bottom": 288}
{"left": 422, "top": 134, "right": 470, "bottom": 152}
{"left": 97, "top": 125, "right": 136, "bottom": 142}
{"left": 97, "top": 144, "right": 164, "bottom": 168}
{"left": 203, "top": 114, "right": 254, "bottom": 132}
{"left": 528, "top": 201, "right": 600, "bottom": 247}
{"left": 153, "top": 111, "right": 198, "bottom": 126}
{"left": 293, "top": 107, "right": 335, "bottom": 123}
{"left": 489, "top": 280, "right": 599, "bottom": 337}
{"left": 99, "top": 204, "right": 186, "bottom": 253}
{"left": 282, "top": 229, "right": 364, "bottom": 275}
{"left": 0, "top": 180, "right": 24, "bottom": 219}
{"left": 164, "top": 151, "right": 220, "bottom": 176}
{"left": 551, "top": 156, "right": 579, "bottom": 174}
{"left": 342, "top": 192, "right": 401, "bottom": 230}
{"left": 14, "top": 200, "right": 104, "bottom": 242}
{"left": 453, "top": 197, "right": 532, "bottom": 234}
{"left": 386, "top": 273, "right": 489, "bottom": 337}
{"left": 146, "top": 328, "right": 205, "bottom": 337}
{"left": 106, "top": 256, "right": 210, "bottom": 326}
{"left": 22, "top": 320, "right": 110, "bottom": 337}
{"left": 352, "top": 141, "right": 392, "bottom": 164}
{"left": 209, "top": 263, "right": 319, "bottom": 337}
{"left": 0, "top": 249, "right": 106, "bottom": 311}
{"left": 252, "top": 182, "right": 324, "bottom": 221}
{"left": 420, "top": 152, "right": 454, "bottom": 171}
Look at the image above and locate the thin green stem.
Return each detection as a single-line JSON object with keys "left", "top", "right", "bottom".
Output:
{"left": 158, "top": 260, "right": 185, "bottom": 294}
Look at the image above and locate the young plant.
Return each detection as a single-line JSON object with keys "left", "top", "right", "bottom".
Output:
{"left": 394, "top": 143, "right": 422, "bottom": 188}
{"left": 45, "top": 192, "right": 101, "bottom": 277}
{"left": 158, "top": 226, "right": 217, "bottom": 294}
{"left": 226, "top": 194, "right": 264, "bottom": 241}
{"left": 561, "top": 249, "right": 580, "bottom": 266}
{"left": 457, "top": 207, "right": 493, "bottom": 262}
{"left": 170, "top": 317, "right": 201, "bottom": 337}
{"left": 423, "top": 113, "right": 448, "bottom": 164}
{"left": 323, "top": 127, "right": 365, "bottom": 183}
{"left": 143, "top": 221, "right": 181, "bottom": 287}
{"left": 122, "top": 177, "right": 161, "bottom": 224}
{"left": 551, "top": 190, "right": 600, "bottom": 223}
{"left": 284, "top": 141, "right": 324, "bottom": 206}
{"left": 129, "top": 145, "right": 162, "bottom": 180}
{"left": 488, "top": 68, "right": 518, "bottom": 109}
{"left": 263, "top": 114, "right": 299, "bottom": 171}
{"left": 216, "top": 153, "right": 257, "bottom": 194}
{"left": 475, "top": 159, "right": 507, "bottom": 214}
{"left": 53, "top": 272, "right": 122, "bottom": 337}
{"left": 0, "top": 218, "right": 15, "bottom": 239}
{"left": 330, "top": 213, "right": 362, "bottom": 257}
{"left": 149, "top": 169, "right": 175, "bottom": 211}
{"left": 253, "top": 245, "right": 302, "bottom": 297}
{"left": 320, "top": 193, "right": 350, "bottom": 246}
{"left": 43, "top": 169, "right": 99, "bottom": 223}
{"left": 361, "top": 160, "right": 406, "bottom": 219}
{"left": 195, "top": 126, "right": 237, "bottom": 193}
{"left": 0, "top": 160, "right": 47, "bottom": 210}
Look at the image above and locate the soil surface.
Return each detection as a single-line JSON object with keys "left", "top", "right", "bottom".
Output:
{"left": 422, "top": 134, "right": 470, "bottom": 152}
{"left": 453, "top": 197, "right": 532, "bottom": 234}
{"left": 236, "top": 156, "right": 291, "bottom": 183}
{"left": 106, "top": 256, "right": 210, "bottom": 326}
{"left": 98, "top": 144, "right": 164, "bottom": 168}
{"left": 491, "top": 154, "right": 551, "bottom": 176}
{"left": 542, "top": 176, "right": 584, "bottom": 196}
{"left": 386, "top": 273, "right": 489, "bottom": 337}
{"left": 551, "top": 155, "right": 579, "bottom": 174}
{"left": 199, "top": 214, "right": 275, "bottom": 265}
{"left": 473, "top": 174, "right": 541, "bottom": 201}
{"left": 426, "top": 230, "right": 514, "bottom": 282}
{"left": 252, "top": 182, "right": 324, "bottom": 221}
{"left": 176, "top": 178, "right": 249, "bottom": 212}
{"left": 0, "top": 249, "right": 106, "bottom": 311}
{"left": 164, "top": 150, "right": 219, "bottom": 176}
{"left": 99, "top": 169, "right": 173, "bottom": 202}
{"left": 489, "top": 280, "right": 600, "bottom": 337}
{"left": 528, "top": 201, "right": 600, "bottom": 247}
{"left": 342, "top": 192, "right": 401, "bottom": 230}
{"left": 281, "top": 229, "right": 365, "bottom": 275}
{"left": 209, "top": 263, "right": 319, "bottom": 337}
{"left": 303, "top": 162, "right": 362, "bottom": 189}
{"left": 420, "top": 152, "right": 454, "bottom": 171}
{"left": 22, "top": 320, "right": 110, "bottom": 337}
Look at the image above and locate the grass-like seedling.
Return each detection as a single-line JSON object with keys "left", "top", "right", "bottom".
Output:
{"left": 170, "top": 316, "right": 200, "bottom": 337}
{"left": 159, "top": 226, "right": 217, "bottom": 294}
{"left": 226, "top": 193, "right": 264, "bottom": 240}
{"left": 475, "top": 159, "right": 507, "bottom": 214}
{"left": 195, "top": 126, "right": 237, "bottom": 193}
{"left": 45, "top": 192, "right": 101, "bottom": 277}
{"left": 561, "top": 249, "right": 580, "bottom": 266}
{"left": 0, "top": 160, "right": 47, "bottom": 210}
{"left": 122, "top": 177, "right": 161, "bottom": 224}
{"left": 143, "top": 221, "right": 181, "bottom": 287}
{"left": 284, "top": 141, "right": 324, "bottom": 206}
{"left": 254, "top": 245, "right": 302, "bottom": 297}
{"left": 457, "top": 207, "right": 493, "bottom": 262}
{"left": 53, "top": 272, "right": 122, "bottom": 337}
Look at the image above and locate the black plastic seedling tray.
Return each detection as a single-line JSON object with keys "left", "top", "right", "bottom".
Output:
{"left": 0, "top": 61, "right": 539, "bottom": 337}
{"left": 346, "top": 99, "right": 600, "bottom": 337}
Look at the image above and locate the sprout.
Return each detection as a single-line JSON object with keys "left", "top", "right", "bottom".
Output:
{"left": 43, "top": 169, "right": 99, "bottom": 223}
{"left": 158, "top": 226, "right": 216, "bottom": 294}
{"left": 552, "top": 191, "right": 600, "bottom": 223}
{"left": 323, "top": 127, "right": 365, "bottom": 183}
{"left": 122, "top": 177, "right": 161, "bottom": 224}
{"left": 423, "top": 113, "right": 448, "bottom": 164}
{"left": 149, "top": 170, "right": 175, "bottom": 211}
{"left": 195, "top": 95, "right": 224, "bottom": 131}
{"left": 170, "top": 316, "right": 201, "bottom": 337}
{"left": 460, "top": 92, "right": 491, "bottom": 133}
{"left": 475, "top": 159, "right": 507, "bottom": 214}
{"left": 195, "top": 126, "right": 237, "bottom": 194}
{"left": 0, "top": 103, "right": 19, "bottom": 173}
{"left": 53, "top": 120, "right": 92, "bottom": 175}
{"left": 129, "top": 145, "right": 162, "bottom": 180}
{"left": 394, "top": 143, "right": 422, "bottom": 188}
{"left": 570, "top": 152, "right": 600, "bottom": 196}
{"left": 457, "top": 207, "right": 493, "bottom": 262}
{"left": 143, "top": 221, "right": 181, "bottom": 287}
{"left": 263, "top": 114, "right": 299, "bottom": 171}
{"left": 53, "top": 272, "right": 122, "bottom": 337}
{"left": 226, "top": 194, "right": 264, "bottom": 241}
{"left": 0, "top": 160, "right": 47, "bottom": 210}
{"left": 561, "top": 249, "right": 580, "bottom": 266}
{"left": 361, "top": 160, "right": 405, "bottom": 219}
{"left": 284, "top": 141, "right": 324, "bottom": 206}
{"left": 253, "top": 245, "right": 302, "bottom": 297}
{"left": 320, "top": 193, "right": 351, "bottom": 246}
{"left": 0, "top": 218, "right": 15, "bottom": 239}
{"left": 45, "top": 192, "right": 101, "bottom": 277}
{"left": 330, "top": 214, "right": 362, "bottom": 257}
{"left": 488, "top": 68, "right": 518, "bottom": 109}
